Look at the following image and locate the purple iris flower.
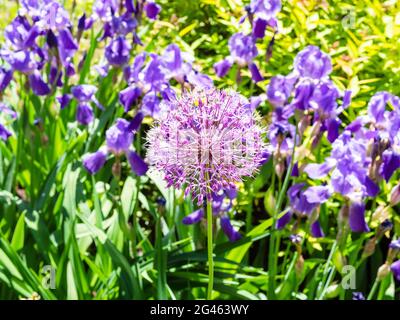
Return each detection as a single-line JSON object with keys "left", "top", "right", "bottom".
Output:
{"left": 0, "top": 68, "right": 13, "bottom": 92}
{"left": 352, "top": 292, "right": 365, "bottom": 300}
{"left": 182, "top": 208, "right": 204, "bottom": 225}
{"left": 214, "top": 32, "right": 262, "bottom": 82}
{"left": 92, "top": 0, "right": 118, "bottom": 22}
{"left": 83, "top": 114, "right": 147, "bottom": 176}
{"left": 249, "top": 0, "right": 281, "bottom": 38}
{"left": 106, "top": 118, "right": 134, "bottom": 155}
{"left": 83, "top": 148, "right": 108, "bottom": 174}
{"left": 71, "top": 85, "right": 103, "bottom": 125}
{"left": 105, "top": 36, "right": 131, "bottom": 66}
{"left": 294, "top": 45, "right": 332, "bottom": 79}
{"left": 220, "top": 216, "right": 242, "bottom": 242}
{"left": 144, "top": 1, "right": 161, "bottom": 20}
{"left": 390, "top": 260, "right": 400, "bottom": 281}
{"left": 349, "top": 202, "right": 369, "bottom": 233}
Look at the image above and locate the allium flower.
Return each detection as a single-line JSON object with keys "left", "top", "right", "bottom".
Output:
{"left": 146, "top": 88, "right": 267, "bottom": 204}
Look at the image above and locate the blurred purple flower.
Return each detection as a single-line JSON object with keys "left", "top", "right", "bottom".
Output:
{"left": 294, "top": 45, "right": 332, "bottom": 79}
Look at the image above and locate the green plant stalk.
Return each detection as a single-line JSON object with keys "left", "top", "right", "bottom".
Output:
{"left": 268, "top": 129, "right": 297, "bottom": 299}
{"left": 367, "top": 278, "right": 380, "bottom": 300}
{"left": 206, "top": 198, "right": 214, "bottom": 300}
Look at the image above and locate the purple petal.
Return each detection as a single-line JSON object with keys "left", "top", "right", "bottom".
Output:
{"left": 220, "top": 216, "right": 241, "bottom": 242}
{"left": 0, "top": 123, "right": 12, "bottom": 141}
{"left": 349, "top": 202, "right": 369, "bottom": 233}
{"left": 83, "top": 149, "right": 107, "bottom": 174}
{"left": 304, "top": 159, "right": 335, "bottom": 179}
{"left": 0, "top": 68, "right": 13, "bottom": 92}
{"left": 303, "top": 185, "right": 332, "bottom": 204}
{"left": 213, "top": 59, "right": 232, "bottom": 78}
{"left": 57, "top": 94, "right": 72, "bottom": 109}
{"left": 127, "top": 111, "right": 144, "bottom": 132}
{"left": 380, "top": 151, "right": 400, "bottom": 182}
{"left": 182, "top": 208, "right": 204, "bottom": 225}
{"left": 390, "top": 260, "right": 400, "bottom": 281}
{"left": 365, "top": 176, "right": 380, "bottom": 197}
{"left": 144, "top": 2, "right": 161, "bottom": 20}
{"left": 327, "top": 118, "right": 340, "bottom": 143}
{"left": 311, "top": 220, "right": 324, "bottom": 238}
{"left": 249, "top": 62, "right": 263, "bottom": 82}
{"left": 276, "top": 211, "right": 293, "bottom": 229}
{"left": 76, "top": 103, "right": 94, "bottom": 125}
{"left": 119, "top": 85, "right": 142, "bottom": 112}
{"left": 127, "top": 150, "right": 148, "bottom": 176}
{"left": 252, "top": 18, "right": 267, "bottom": 39}
{"left": 29, "top": 71, "right": 50, "bottom": 96}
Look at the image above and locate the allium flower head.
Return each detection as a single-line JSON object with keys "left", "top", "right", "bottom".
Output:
{"left": 146, "top": 88, "right": 267, "bottom": 204}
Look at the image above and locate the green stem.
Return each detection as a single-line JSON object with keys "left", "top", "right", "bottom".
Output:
{"left": 206, "top": 198, "right": 214, "bottom": 300}
{"left": 268, "top": 128, "right": 297, "bottom": 299}
{"left": 367, "top": 278, "right": 379, "bottom": 300}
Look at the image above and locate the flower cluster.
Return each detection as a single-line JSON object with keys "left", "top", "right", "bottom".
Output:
{"left": 82, "top": 112, "right": 148, "bottom": 176}
{"left": 0, "top": 0, "right": 78, "bottom": 96}
{"left": 92, "top": 0, "right": 161, "bottom": 71}
{"left": 214, "top": 0, "right": 281, "bottom": 83}
{"left": 146, "top": 87, "right": 267, "bottom": 204}
{"left": 120, "top": 44, "right": 213, "bottom": 118}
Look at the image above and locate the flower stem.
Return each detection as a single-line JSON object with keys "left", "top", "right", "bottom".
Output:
{"left": 206, "top": 198, "right": 214, "bottom": 300}
{"left": 367, "top": 278, "right": 379, "bottom": 300}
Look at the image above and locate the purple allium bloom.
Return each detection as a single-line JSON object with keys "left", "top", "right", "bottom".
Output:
{"left": 146, "top": 88, "right": 266, "bottom": 204}
{"left": 294, "top": 45, "right": 332, "bottom": 79}
{"left": 76, "top": 103, "right": 94, "bottom": 125}
{"left": 182, "top": 208, "right": 204, "bottom": 225}
{"left": 352, "top": 292, "right": 365, "bottom": 300}
{"left": 220, "top": 216, "right": 242, "bottom": 242}
{"left": 106, "top": 118, "right": 134, "bottom": 155}
{"left": 105, "top": 36, "right": 131, "bottom": 66}
{"left": 391, "top": 260, "right": 400, "bottom": 281}
{"left": 349, "top": 201, "right": 369, "bottom": 233}
{"left": 82, "top": 148, "right": 107, "bottom": 174}
{"left": 144, "top": 1, "right": 161, "bottom": 20}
